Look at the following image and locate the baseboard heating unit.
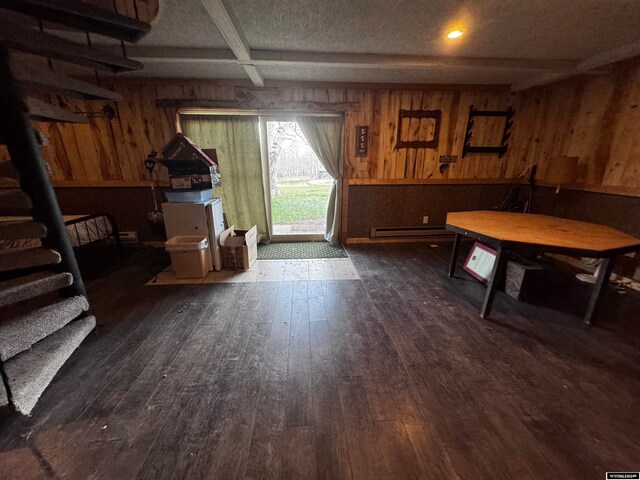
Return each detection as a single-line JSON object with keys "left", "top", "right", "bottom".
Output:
{"left": 369, "top": 226, "right": 454, "bottom": 239}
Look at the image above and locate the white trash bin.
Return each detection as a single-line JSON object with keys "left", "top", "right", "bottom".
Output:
{"left": 165, "top": 236, "right": 209, "bottom": 279}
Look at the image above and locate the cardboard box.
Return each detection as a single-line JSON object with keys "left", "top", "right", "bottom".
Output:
{"left": 220, "top": 225, "right": 257, "bottom": 270}
{"left": 505, "top": 258, "right": 546, "bottom": 302}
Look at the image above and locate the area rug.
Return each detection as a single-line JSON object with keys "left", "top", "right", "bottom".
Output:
{"left": 257, "top": 241, "right": 348, "bottom": 260}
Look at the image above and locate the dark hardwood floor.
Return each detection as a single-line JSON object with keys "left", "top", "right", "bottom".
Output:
{"left": 1, "top": 243, "right": 639, "bottom": 479}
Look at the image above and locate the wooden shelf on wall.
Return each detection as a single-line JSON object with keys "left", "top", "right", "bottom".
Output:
{"left": 0, "top": 24, "right": 143, "bottom": 73}
{"left": 26, "top": 98, "right": 88, "bottom": 124}
{"left": 14, "top": 64, "right": 123, "bottom": 101}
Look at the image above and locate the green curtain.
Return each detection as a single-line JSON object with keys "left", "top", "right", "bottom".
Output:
{"left": 181, "top": 115, "right": 270, "bottom": 242}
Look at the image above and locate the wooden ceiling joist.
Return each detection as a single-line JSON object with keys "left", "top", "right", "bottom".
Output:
{"left": 25, "top": 98, "right": 88, "bottom": 124}
{"left": 249, "top": 50, "right": 579, "bottom": 72}
{"left": 0, "top": 0, "right": 151, "bottom": 42}
{"left": 13, "top": 64, "right": 123, "bottom": 101}
{"left": 511, "top": 39, "right": 640, "bottom": 90}
{"left": 199, "top": 0, "right": 265, "bottom": 86}
{"left": 124, "top": 46, "right": 580, "bottom": 73}
{"left": 0, "top": 23, "right": 143, "bottom": 73}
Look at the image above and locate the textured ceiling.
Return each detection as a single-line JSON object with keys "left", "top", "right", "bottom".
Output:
{"left": 4, "top": 0, "right": 640, "bottom": 85}
{"left": 232, "top": 0, "right": 640, "bottom": 59}
{"left": 137, "top": 0, "right": 228, "bottom": 48}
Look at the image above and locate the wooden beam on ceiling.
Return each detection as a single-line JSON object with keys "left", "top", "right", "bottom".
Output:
{"left": 200, "top": 0, "right": 251, "bottom": 61}
{"left": 242, "top": 64, "right": 264, "bottom": 87}
{"left": 576, "top": 39, "right": 640, "bottom": 71}
{"left": 0, "top": 0, "right": 151, "bottom": 42}
{"left": 199, "top": 0, "right": 265, "bottom": 86}
{"left": 122, "top": 46, "right": 580, "bottom": 72}
{"left": 122, "top": 47, "right": 237, "bottom": 64}
{"left": 249, "top": 50, "right": 579, "bottom": 72}
{"left": 511, "top": 39, "right": 640, "bottom": 91}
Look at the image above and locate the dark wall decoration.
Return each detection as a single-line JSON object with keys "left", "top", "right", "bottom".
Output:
{"left": 395, "top": 109, "right": 441, "bottom": 149}
{"left": 356, "top": 125, "right": 369, "bottom": 156}
{"left": 462, "top": 105, "right": 514, "bottom": 158}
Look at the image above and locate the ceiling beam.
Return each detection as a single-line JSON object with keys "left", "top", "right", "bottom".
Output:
{"left": 511, "top": 39, "right": 640, "bottom": 91}
{"left": 200, "top": 0, "right": 251, "bottom": 61}
{"left": 577, "top": 39, "right": 640, "bottom": 71}
{"left": 125, "top": 47, "right": 237, "bottom": 64}
{"left": 122, "top": 46, "right": 579, "bottom": 72}
{"left": 242, "top": 64, "right": 264, "bottom": 87}
{"left": 199, "top": 0, "right": 266, "bottom": 86}
{"left": 510, "top": 72, "right": 577, "bottom": 92}
{"left": 249, "top": 50, "right": 578, "bottom": 72}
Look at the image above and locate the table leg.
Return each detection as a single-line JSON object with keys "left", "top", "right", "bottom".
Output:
{"left": 481, "top": 246, "right": 507, "bottom": 319}
{"left": 448, "top": 233, "right": 461, "bottom": 277}
{"left": 584, "top": 257, "right": 614, "bottom": 325}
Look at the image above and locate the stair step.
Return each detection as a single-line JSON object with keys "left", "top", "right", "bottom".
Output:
{"left": 0, "top": 177, "right": 20, "bottom": 188}
{"left": 4, "top": 315, "right": 96, "bottom": 415}
{"left": 0, "top": 247, "right": 60, "bottom": 273}
{"left": 0, "top": 295, "right": 88, "bottom": 361}
{"left": 0, "top": 220, "right": 47, "bottom": 241}
{"left": 0, "top": 160, "right": 18, "bottom": 179}
{"left": 0, "top": 190, "right": 32, "bottom": 216}
{"left": 0, "top": 272, "right": 73, "bottom": 308}
{"left": 0, "top": 378, "right": 7, "bottom": 408}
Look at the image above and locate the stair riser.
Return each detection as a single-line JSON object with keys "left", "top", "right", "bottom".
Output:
{"left": 0, "top": 161, "right": 19, "bottom": 179}
{"left": 0, "top": 248, "right": 61, "bottom": 273}
{"left": 4, "top": 316, "right": 96, "bottom": 415}
{"left": 0, "top": 295, "right": 89, "bottom": 361}
{"left": 0, "top": 272, "right": 73, "bottom": 308}
{"left": 0, "top": 190, "right": 32, "bottom": 216}
{"left": 0, "top": 378, "right": 7, "bottom": 407}
{"left": 0, "top": 221, "right": 47, "bottom": 241}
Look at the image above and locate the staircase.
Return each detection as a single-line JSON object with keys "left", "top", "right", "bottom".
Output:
{"left": 0, "top": 149, "right": 95, "bottom": 415}
{"left": 0, "top": 1, "right": 151, "bottom": 415}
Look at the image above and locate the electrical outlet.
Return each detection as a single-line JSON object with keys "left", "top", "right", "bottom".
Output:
{"left": 119, "top": 231, "right": 139, "bottom": 244}
{"left": 422, "top": 216, "right": 429, "bottom": 224}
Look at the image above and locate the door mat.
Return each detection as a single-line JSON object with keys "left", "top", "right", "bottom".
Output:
{"left": 257, "top": 241, "right": 347, "bottom": 260}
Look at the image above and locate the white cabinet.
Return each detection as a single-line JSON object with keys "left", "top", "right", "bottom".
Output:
{"left": 162, "top": 198, "right": 225, "bottom": 271}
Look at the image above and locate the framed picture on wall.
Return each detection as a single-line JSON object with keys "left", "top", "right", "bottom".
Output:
{"left": 463, "top": 242, "right": 496, "bottom": 284}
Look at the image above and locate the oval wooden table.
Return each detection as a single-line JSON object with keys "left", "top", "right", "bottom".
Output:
{"left": 445, "top": 211, "right": 640, "bottom": 324}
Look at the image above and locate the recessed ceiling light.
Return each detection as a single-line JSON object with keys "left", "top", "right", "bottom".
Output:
{"left": 447, "top": 30, "right": 464, "bottom": 39}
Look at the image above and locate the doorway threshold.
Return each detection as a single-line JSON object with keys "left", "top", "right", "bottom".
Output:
{"left": 271, "top": 234, "right": 325, "bottom": 242}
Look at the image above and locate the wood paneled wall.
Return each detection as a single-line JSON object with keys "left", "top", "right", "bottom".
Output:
{"left": 7, "top": 57, "right": 640, "bottom": 196}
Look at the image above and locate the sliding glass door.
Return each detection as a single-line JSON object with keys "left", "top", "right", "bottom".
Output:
{"left": 261, "top": 116, "right": 331, "bottom": 242}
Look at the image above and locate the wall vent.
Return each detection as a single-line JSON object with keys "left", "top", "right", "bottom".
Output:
{"left": 369, "top": 226, "right": 453, "bottom": 239}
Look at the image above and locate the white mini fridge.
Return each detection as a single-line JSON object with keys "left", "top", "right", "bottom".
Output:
{"left": 162, "top": 198, "right": 225, "bottom": 271}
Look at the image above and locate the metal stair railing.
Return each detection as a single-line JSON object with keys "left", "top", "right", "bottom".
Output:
{"left": 0, "top": 45, "right": 87, "bottom": 301}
